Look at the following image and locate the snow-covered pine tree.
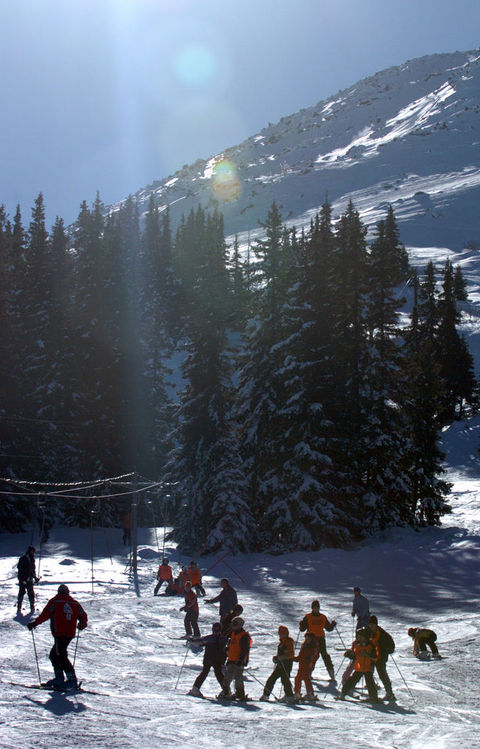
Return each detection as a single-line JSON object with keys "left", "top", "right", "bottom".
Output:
{"left": 437, "top": 258, "right": 477, "bottom": 423}
{"left": 269, "top": 205, "right": 353, "bottom": 548}
{"left": 234, "top": 202, "right": 299, "bottom": 550}
{"left": 169, "top": 208, "right": 255, "bottom": 553}
{"left": 403, "top": 262, "right": 452, "bottom": 525}
{"left": 359, "top": 212, "right": 412, "bottom": 530}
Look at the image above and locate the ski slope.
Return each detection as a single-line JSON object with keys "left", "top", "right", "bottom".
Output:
{"left": 1, "top": 417, "right": 479, "bottom": 749}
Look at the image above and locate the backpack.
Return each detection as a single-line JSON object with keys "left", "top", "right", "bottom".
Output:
{"left": 384, "top": 631, "right": 395, "bottom": 654}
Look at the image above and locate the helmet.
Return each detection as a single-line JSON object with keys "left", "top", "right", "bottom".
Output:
{"left": 162, "top": 558, "right": 169, "bottom": 565}
{"left": 231, "top": 617, "right": 244, "bottom": 628}
{"left": 357, "top": 628, "right": 369, "bottom": 640}
{"left": 58, "top": 584, "right": 69, "bottom": 595}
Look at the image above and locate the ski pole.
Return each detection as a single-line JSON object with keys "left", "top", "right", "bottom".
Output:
{"left": 334, "top": 625, "right": 348, "bottom": 649}
{"left": 391, "top": 655, "right": 416, "bottom": 702}
{"left": 294, "top": 628, "right": 301, "bottom": 652}
{"left": 31, "top": 629, "right": 42, "bottom": 685}
{"left": 244, "top": 667, "right": 282, "bottom": 701}
{"left": 73, "top": 630, "right": 80, "bottom": 669}
{"left": 174, "top": 643, "right": 190, "bottom": 691}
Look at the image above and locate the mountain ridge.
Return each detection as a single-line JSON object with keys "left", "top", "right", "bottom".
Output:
{"left": 109, "top": 47, "right": 480, "bottom": 252}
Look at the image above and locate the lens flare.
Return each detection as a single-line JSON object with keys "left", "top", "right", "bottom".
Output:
{"left": 212, "top": 158, "right": 241, "bottom": 202}
{"left": 173, "top": 44, "right": 215, "bottom": 87}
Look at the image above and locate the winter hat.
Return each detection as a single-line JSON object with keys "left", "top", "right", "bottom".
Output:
{"left": 311, "top": 600, "right": 320, "bottom": 609}
{"left": 233, "top": 604, "right": 244, "bottom": 615}
{"left": 369, "top": 615, "right": 378, "bottom": 625}
{"left": 357, "top": 628, "right": 369, "bottom": 640}
{"left": 58, "top": 584, "right": 69, "bottom": 595}
{"left": 278, "top": 625, "right": 289, "bottom": 637}
{"left": 212, "top": 622, "right": 222, "bottom": 631}
{"left": 231, "top": 617, "right": 244, "bottom": 628}
{"left": 162, "top": 558, "right": 169, "bottom": 565}
{"left": 353, "top": 586, "right": 361, "bottom": 593}
{"left": 28, "top": 546, "right": 35, "bottom": 553}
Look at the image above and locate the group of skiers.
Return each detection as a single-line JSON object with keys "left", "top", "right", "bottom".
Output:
{"left": 16, "top": 548, "right": 442, "bottom": 700}
{"left": 154, "top": 558, "right": 205, "bottom": 598}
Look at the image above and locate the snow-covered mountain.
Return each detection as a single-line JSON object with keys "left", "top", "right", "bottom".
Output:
{"left": 115, "top": 49, "right": 480, "bottom": 252}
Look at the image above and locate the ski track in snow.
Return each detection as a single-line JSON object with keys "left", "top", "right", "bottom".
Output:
{"left": 1, "top": 423, "right": 480, "bottom": 747}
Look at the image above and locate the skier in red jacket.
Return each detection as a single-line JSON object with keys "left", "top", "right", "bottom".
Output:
{"left": 28, "top": 584, "right": 88, "bottom": 689}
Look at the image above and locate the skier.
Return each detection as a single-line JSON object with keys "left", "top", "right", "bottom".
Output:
{"left": 187, "top": 560, "right": 205, "bottom": 597}
{"left": 154, "top": 558, "right": 173, "bottom": 596}
{"left": 339, "top": 627, "right": 380, "bottom": 703}
{"left": 17, "top": 546, "right": 39, "bottom": 614}
{"left": 260, "top": 625, "right": 295, "bottom": 702}
{"left": 188, "top": 622, "right": 228, "bottom": 697}
{"left": 27, "top": 584, "right": 87, "bottom": 689}
{"left": 293, "top": 632, "right": 317, "bottom": 701}
{"left": 205, "top": 578, "right": 238, "bottom": 627}
{"left": 180, "top": 581, "right": 200, "bottom": 639}
{"left": 368, "top": 615, "right": 396, "bottom": 700}
{"left": 351, "top": 586, "right": 370, "bottom": 630}
{"left": 222, "top": 604, "right": 244, "bottom": 636}
{"left": 218, "top": 617, "right": 251, "bottom": 701}
{"left": 408, "top": 627, "right": 441, "bottom": 659}
{"left": 299, "top": 599, "right": 336, "bottom": 680}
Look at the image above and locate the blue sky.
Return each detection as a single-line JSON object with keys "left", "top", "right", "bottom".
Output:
{"left": 1, "top": 0, "right": 479, "bottom": 226}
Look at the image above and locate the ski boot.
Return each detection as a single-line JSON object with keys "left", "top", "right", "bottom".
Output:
{"left": 188, "top": 686, "right": 203, "bottom": 698}
{"left": 64, "top": 671, "right": 78, "bottom": 690}
{"left": 305, "top": 692, "right": 318, "bottom": 702}
{"left": 259, "top": 693, "right": 270, "bottom": 702}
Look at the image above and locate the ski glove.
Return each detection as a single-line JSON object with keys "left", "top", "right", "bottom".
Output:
{"left": 27, "top": 622, "right": 36, "bottom": 630}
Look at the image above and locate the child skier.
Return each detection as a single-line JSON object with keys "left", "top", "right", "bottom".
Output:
{"left": 260, "top": 625, "right": 295, "bottom": 702}
{"left": 339, "top": 627, "right": 380, "bottom": 703}
{"left": 293, "top": 632, "right": 318, "bottom": 701}
{"left": 219, "top": 617, "right": 251, "bottom": 701}
{"left": 180, "top": 581, "right": 200, "bottom": 639}
{"left": 154, "top": 558, "right": 173, "bottom": 596}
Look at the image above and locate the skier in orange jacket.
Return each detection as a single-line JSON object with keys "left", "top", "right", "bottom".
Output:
{"left": 299, "top": 599, "right": 336, "bottom": 680}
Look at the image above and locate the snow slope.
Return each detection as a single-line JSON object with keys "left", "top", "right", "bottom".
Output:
{"left": 1, "top": 417, "right": 479, "bottom": 749}
{"left": 110, "top": 49, "right": 480, "bottom": 252}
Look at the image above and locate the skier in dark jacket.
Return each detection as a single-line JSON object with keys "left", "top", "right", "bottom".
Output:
{"left": 188, "top": 622, "right": 228, "bottom": 697}
{"left": 351, "top": 586, "right": 370, "bottom": 630}
{"left": 368, "top": 615, "right": 396, "bottom": 700}
{"left": 28, "top": 584, "right": 88, "bottom": 689}
{"left": 221, "top": 604, "right": 244, "bottom": 636}
{"left": 260, "top": 625, "right": 295, "bottom": 702}
{"left": 17, "top": 546, "right": 39, "bottom": 614}
{"left": 205, "top": 578, "right": 238, "bottom": 626}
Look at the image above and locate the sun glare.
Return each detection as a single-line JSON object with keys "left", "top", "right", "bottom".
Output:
{"left": 212, "top": 158, "right": 241, "bottom": 202}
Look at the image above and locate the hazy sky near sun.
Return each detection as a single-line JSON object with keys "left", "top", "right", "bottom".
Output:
{"left": 1, "top": 0, "right": 479, "bottom": 226}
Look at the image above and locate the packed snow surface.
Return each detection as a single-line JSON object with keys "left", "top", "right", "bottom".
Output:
{"left": 1, "top": 418, "right": 480, "bottom": 748}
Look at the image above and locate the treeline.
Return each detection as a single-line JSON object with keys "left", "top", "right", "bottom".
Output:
{"left": 0, "top": 194, "right": 476, "bottom": 549}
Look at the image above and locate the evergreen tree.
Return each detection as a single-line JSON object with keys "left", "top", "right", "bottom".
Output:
{"left": 170, "top": 208, "right": 254, "bottom": 552}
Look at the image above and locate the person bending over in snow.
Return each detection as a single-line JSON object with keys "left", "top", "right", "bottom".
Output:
{"left": 154, "top": 558, "right": 173, "bottom": 596}
{"left": 299, "top": 599, "right": 336, "bottom": 680}
{"left": 205, "top": 578, "right": 238, "bottom": 628}
{"left": 293, "top": 632, "right": 317, "bottom": 701}
{"left": 351, "top": 586, "right": 370, "bottom": 630}
{"left": 188, "top": 622, "right": 228, "bottom": 698}
{"left": 180, "top": 581, "right": 200, "bottom": 639}
{"left": 339, "top": 627, "right": 380, "bottom": 703}
{"left": 408, "top": 627, "right": 441, "bottom": 659}
{"left": 28, "top": 584, "right": 87, "bottom": 689}
{"left": 17, "top": 546, "right": 40, "bottom": 615}
{"left": 219, "top": 617, "right": 251, "bottom": 701}
{"left": 368, "top": 615, "right": 396, "bottom": 700}
{"left": 260, "top": 625, "right": 295, "bottom": 702}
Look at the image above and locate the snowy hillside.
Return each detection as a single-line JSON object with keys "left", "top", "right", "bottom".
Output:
{"left": 1, "top": 415, "right": 479, "bottom": 749}
{"left": 113, "top": 49, "right": 480, "bottom": 251}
